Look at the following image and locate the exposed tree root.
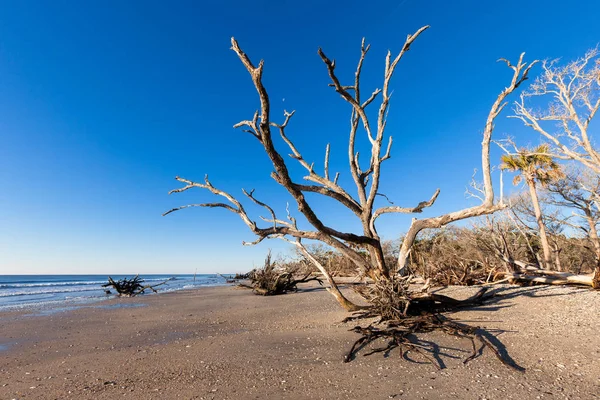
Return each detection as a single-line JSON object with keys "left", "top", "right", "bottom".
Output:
{"left": 243, "top": 251, "right": 324, "bottom": 296}
{"left": 344, "top": 279, "right": 522, "bottom": 371}
{"left": 252, "top": 273, "right": 323, "bottom": 296}
{"left": 341, "top": 287, "right": 490, "bottom": 323}
{"left": 344, "top": 314, "right": 520, "bottom": 371}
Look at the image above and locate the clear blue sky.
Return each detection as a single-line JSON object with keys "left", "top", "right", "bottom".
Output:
{"left": 1, "top": 0, "right": 598, "bottom": 274}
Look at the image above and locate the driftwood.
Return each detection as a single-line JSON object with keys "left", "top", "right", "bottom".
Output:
{"left": 344, "top": 278, "right": 523, "bottom": 371}
{"left": 235, "top": 275, "right": 322, "bottom": 295}
{"left": 493, "top": 249, "right": 600, "bottom": 289}
{"left": 233, "top": 271, "right": 253, "bottom": 280}
{"left": 503, "top": 266, "right": 600, "bottom": 289}
{"left": 102, "top": 275, "right": 173, "bottom": 297}
{"left": 217, "top": 273, "right": 238, "bottom": 284}
{"left": 237, "top": 251, "right": 324, "bottom": 296}
{"left": 252, "top": 273, "right": 322, "bottom": 296}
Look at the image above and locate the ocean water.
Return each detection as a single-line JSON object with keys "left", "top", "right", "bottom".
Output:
{"left": 0, "top": 274, "right": 226, "bottom": 312}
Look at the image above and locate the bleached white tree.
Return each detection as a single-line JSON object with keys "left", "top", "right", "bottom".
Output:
{"left": 165, "top": 27, "right": 536, "bottom": 309}
{"left": 513, "top": 48, "right": 600, "bottom": 173}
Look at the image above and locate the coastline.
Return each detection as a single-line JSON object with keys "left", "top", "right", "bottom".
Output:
{"left": 1, "top": 284, "right": 599, "bottom": 399}
{"left": 0, "top": 274, "right": 226, "bottom": 313}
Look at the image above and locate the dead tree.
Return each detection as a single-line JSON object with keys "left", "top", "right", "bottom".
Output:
{"left": 472, "top": 165, "right": 600, "bottom": 287}
{"left": 244, "top": 251, "right": 323, "bottom": 296}
{"left": 164, "top": 27, "right": 535, "bottom": 309}
{"left": 502, "top": 268, "right": 600, "bottom": 288}
{"left": 513, "top": 48, "right": 600, "bottom": 174}
{"left": 490, "top": 48, "right": 600, "bottom": 286}
{"left": 102, "top": 275, "right": 172, "bottom": 297}
{"left": 395, "top": 54, "right": 536, "bottom": 274}
{"left": 499, "top": 169, "right": 600, "bottom": 288}
{"left": 478, "top": 195, "right": 600, "bottom": 288}
{"left": 546, "top": 168, "right": 600, "bottom": 264}
{"left": 217, "top": 273, "right": 238, "bottom": 283}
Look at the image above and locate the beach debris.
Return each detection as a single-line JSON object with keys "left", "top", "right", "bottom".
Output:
{"left": 101, "top": 275, "right": 173, "bottom": 297}
{"left": 233, "top": 272, "right": 252, "bottom": 280}
{"left": 216, "top": 273, "right": 239, "bottom": 284}
{"left": 501, "top": 265, "right": 600, "bottom": 289}
{"left": 239, "top": 251, "right": 322, "bottom": 296}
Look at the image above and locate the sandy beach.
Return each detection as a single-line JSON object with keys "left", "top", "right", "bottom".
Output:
{"left": 1, "top": 284, "right": 599, "bottom": 399}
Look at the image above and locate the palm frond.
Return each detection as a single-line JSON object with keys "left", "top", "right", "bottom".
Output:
{"left": 500, "top": 144, "right": 562, "bottom": 187}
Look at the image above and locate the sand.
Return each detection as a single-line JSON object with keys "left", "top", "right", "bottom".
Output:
{"left": 0, "top": 284, "right": 599, "bottom": 399}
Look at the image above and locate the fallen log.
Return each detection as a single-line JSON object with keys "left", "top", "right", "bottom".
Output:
{"left": 505, "top": 271, "right": 599, "bottom": 288}
{"left": 500, "top": 265, "right": 600, "bottom": 289}
{"left": 495, "top": 253, "right": 600, "bottom": 289}
{"left": 217, "top": 273, "right": 238, "bottom": 283}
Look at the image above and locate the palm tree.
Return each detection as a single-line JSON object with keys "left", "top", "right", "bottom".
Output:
{"left": 501, "top": 144, "right": 563, "bottom": 270}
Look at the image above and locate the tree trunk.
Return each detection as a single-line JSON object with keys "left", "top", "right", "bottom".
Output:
{"left": 293, "top": 242, "right": 365, "bottom": 311}
{"left": 527, "top": 178, "right": 553, "bottom": 270}
{"left": 552, "top": 242, "right": 563, "bottom": 272}
{"left": 505, "top": 272, "right": 598, "bottom": 287}
{"left": 585, "top": 212, "right": 600, "bottom": 289}
{"left": 397, "top": 226, "right": 419, "bottom": 275}
{"left": 584, "top": 211, "right": 600, "bottom": 263}
{"left": 368, "top": 244, "right": 390, "bottom": 281}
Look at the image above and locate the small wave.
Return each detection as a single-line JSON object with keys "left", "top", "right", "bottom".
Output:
{"left": 0, "top": 277, "right": 175, "bottom": 289}
{"left": 182, "top": 284, "right": 195, "bottom": 289}
{"left": 0, "top": 286, "right": 103, "bottom": 298}
{"left": 0, "top": 280, "right": 107, "bottom": 289}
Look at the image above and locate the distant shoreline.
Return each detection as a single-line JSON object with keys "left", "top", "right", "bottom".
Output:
{"left": 0, "top": 274, "right": 227, "bottom": 313}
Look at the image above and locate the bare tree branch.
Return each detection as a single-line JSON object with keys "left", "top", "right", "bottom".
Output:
{"left": 166, "top": 31, "right": 534, "bottom": 300}
{"left": 230, "top": 38, "right": 379, "bottom": 258}
{"left": 373, "top": 189, "right": 441, "bottom": 219}
{"left": 513, "top": 47, "right": 600, "bottom": 173}
{"left": 397, "top": 53, "right": 537, "bottom": 274}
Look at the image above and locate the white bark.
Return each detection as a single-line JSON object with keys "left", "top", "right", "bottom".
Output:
{"left": 397, "top": 54, "right": 537, "bottom": 274}
{"left": 513, "top": 48, "right": 600, "bottom": 173}
{"left": 290, "top": 240, "right": 364, "bottom": 311}
{"left": 505, "top": 272, "right": 597, "bottom": 287}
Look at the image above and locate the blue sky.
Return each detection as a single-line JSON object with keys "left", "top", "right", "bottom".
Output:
{"left": 1, "top": 0, "right": 598, "bottom": 274}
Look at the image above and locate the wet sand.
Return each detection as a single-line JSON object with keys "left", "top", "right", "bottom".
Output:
{"left": 1, "top": 284, "right": 599, "bottom": 399}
